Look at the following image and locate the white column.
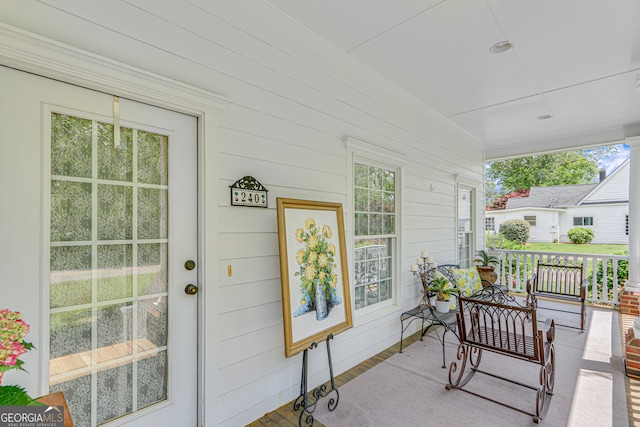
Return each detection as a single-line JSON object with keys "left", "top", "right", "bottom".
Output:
{"left": 625, "top": 137, "right": 640, "bottom": 291}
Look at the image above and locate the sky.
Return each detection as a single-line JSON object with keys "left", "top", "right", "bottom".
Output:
{"left": 599, "top": 143, "right": 630, "bottom": 174}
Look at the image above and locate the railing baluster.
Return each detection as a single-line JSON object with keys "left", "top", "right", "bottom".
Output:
{"left": 495, "top": 249, "right": 627, "bottom": 306}
{"left": 611, "top": 259, "right": 620, "bottom": 304}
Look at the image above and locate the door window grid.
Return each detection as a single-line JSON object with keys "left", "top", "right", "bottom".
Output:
{"left": 49, "top": 113, "right": 169, "bottom": 426}
{"left": 353, "top": 163, "right": 396, "bottom": 310}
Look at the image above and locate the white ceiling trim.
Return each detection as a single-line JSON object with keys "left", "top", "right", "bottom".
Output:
{"left": 0, "top": 23, "right": 230, "bottom": 115}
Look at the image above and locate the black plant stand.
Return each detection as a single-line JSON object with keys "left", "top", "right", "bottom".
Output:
{"left": 293, "top": 334, "right": 339, "bottom": 426}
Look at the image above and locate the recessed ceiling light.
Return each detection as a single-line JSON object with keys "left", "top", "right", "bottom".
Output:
{"left": 537, "top": 114, "right": 553, "bottom": 120}
{"left": 489, "top": 41, "right": 513, "bottom": 54}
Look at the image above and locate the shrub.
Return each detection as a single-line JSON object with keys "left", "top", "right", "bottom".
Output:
{"left": 485, "top": 232, "right": 525, "bottom": 251}
{"left": 499, "top": 238, "right": 525, "bottom": 251}
{"left": 499, "top": 219, "right": 530, "bottom": 245}
{"left": 587, "top": 251, "right": 628, "bottom": 301}
{"left": 567, "top": 227, "right": 594, "bottom": 244}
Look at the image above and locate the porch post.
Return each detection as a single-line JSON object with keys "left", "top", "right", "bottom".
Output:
{"left": 625, "top": 137, "right": 640, "bottom": 292}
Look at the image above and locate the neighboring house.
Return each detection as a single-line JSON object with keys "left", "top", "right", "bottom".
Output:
{"left": 486, "top": 159, "right": 630, "bottom": 244}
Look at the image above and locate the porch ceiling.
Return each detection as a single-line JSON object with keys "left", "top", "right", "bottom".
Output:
{"left": 265, "top": 0, "right": 640, "bottom": 160}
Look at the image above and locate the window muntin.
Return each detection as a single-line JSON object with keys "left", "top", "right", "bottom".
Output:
{"left": 524, "top": 215, "right": 537, "bottom": 227}
{"left": 485, "top": 217, "right": 495, "bottom": 232}
{"left": 573, "top": 216, "right": 593, "bottom": 226}
{"left": 353, "top": 163, "right": 396, "bottom": 310}
{"left": 49, "top": 113, "right": 170, "bottom": 425}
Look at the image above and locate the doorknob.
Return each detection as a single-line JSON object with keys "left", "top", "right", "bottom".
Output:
{"left": 184, "top": 284, "right": 198, "bottom": 295}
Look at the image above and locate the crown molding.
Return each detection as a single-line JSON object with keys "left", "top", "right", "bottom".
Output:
{"left": 0, "top": 23, "right": 229, "bottom": 115}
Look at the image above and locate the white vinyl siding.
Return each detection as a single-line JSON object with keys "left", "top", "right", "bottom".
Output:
{"left": 561, "top": 205, "right": 629, "bottom": 244}
{"left": 583, "top": 160, "right": 630, "bottom": 203}
{"left": 0, "top": 6, "right": 486, "bottom": 427}
{"left": 487, "top": 209, "right": 559, "bottom": 243}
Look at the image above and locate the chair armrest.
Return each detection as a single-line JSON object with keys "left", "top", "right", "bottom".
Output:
{"left": 579, "top": 279, "right": 587, "bottom": 301}
{"left": 541, "top": 318, "right": 555, "bottom": 343}
{"left": 526, "top": 276, "right": 535, "bottom": 294}
{"left": 481, "top": 278, "right": 494, "bottom": 287}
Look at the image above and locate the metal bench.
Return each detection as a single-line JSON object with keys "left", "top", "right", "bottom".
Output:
{"left": 446, "top": 292, "right": 555, "bottom": 423}
{"left": 399, "top": 265, "right": 510, "bottom": 367}
{"left": 526, "top": 256, "right": 587, "bottom": 331}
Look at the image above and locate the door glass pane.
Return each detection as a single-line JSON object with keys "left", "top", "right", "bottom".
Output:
{"left": 49, "top": 113, "right": 169, "bottom": 426}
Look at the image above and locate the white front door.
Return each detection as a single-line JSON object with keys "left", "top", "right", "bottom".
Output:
{"left": 0, "top": 66, "right": 198, "bottom": 427}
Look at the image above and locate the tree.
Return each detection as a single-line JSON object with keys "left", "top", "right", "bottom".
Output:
{"left": 486, "top": 145, "right": 620, "bottom": 203}
{"left": 486, "top": 189, "right": 529, "bottom": 211}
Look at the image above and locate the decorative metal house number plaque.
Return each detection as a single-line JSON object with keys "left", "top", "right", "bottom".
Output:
{"left": 230, "top": 176, "right": 268, "bottom": 208}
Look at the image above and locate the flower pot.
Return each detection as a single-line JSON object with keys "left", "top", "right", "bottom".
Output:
{"left": 435, "top": 299, "right": 450, "bottom": 313}
{"left": 36, "top": 392, "right": 74, "bottom": 427}
{"left": 476, "top": 266, "right": 498, "bottom": 284}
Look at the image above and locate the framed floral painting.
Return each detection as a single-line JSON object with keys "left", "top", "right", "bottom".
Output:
{"left": 276, "top": 198, "right": 353, "bottom": 357}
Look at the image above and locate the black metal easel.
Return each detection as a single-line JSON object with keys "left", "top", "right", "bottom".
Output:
{"left": 293, "top": 334, "right": 339, "bottom": 426}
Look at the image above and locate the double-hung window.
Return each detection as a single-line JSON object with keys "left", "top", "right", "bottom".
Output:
{"left": 353, "top": 162, "right": 398, "bottom": 311}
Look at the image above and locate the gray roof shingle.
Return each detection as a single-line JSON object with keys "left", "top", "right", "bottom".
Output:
{"left": 505, "top": 183, "right": 598, "bottom": 209}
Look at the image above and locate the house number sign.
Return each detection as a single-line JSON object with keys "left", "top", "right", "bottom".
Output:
{"left": 230, "top": 176, "right": 268, "bottom": 208}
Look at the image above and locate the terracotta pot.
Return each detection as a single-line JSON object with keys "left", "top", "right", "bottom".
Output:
{"left": 476, "top": 266, "right": 498, "bottom": 284}
{"left": 36, "top": 392, "right": 74, "bottom": 427}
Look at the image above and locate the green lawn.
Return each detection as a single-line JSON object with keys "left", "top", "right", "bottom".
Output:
{"left": 522, "top": 242, "right": 628, "bottom": 255}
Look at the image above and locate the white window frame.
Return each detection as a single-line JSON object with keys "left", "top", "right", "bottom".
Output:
{"left": 524, "top": 215, "right": 537, "bottom": 227}
{"left": 573, "top": 216, "right": 594, "bottom": 226}
{"left": 454, "top": 176, "right": 480, "bottom": 269}
{"left": 345, "top": 137, "right": 405, "bottom": 324}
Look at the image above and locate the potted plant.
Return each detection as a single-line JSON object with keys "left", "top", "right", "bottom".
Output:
{"left": 474, "top": 249, "right": 500, "bottom": 283}
{"left": 0, "top": 308, "right": 40, "bottom": 406}
{"left": 427, "top": 275, "right": 456, "bottom": 313}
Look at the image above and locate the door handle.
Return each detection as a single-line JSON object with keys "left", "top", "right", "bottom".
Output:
{"left": 184, "top": 284, "right": 198, "bottom": 295}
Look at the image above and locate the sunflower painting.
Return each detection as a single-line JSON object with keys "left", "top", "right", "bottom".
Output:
{"left": 277, "top": 198, "right": 353, "bottom": 357}
{"left": 292, "top": 217, "right": 342, "bottom": 319}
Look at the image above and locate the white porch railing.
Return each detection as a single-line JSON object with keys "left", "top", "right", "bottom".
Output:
{"left": 497, "top": 250, "right": 629, "bottom": 306}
